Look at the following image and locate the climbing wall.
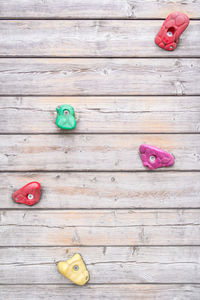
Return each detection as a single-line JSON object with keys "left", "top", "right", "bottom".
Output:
{"left": 0, "top": 1, "right": 200, "bottom": 299}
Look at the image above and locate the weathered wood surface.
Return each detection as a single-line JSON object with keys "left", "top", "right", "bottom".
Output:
{"left": 0, "top": 1, "right": 199, "bottom": 297}
{"left": 1, "top": 284, "right": 200, "bottom": 300}
{"left": 1, "top": 134, "right": 199, "bottom": 171}
{"left": 0, "top": 59, "right": 199, "bottom": 95}
{"left": 0, "top": 246, "right": 200, "bottom": 284}
{"left": 1, "top": 96, "right": 200, "bottom": 133}
{"left": 0, "top": 20, "right": 199, "bottom": 57}
{"left": 0, "top": 0, "right": 199, "bottom": 19}
{"left": 2, "top": 172, "right": 200, "bottom": 209}
{"left": 1, "top": 210, "right": 200, "bottom": 246}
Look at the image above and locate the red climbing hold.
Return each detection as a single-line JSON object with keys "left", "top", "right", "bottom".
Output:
{"left": 139, "top": 144, "right": 175, "bottom": 170}
{"left": 12, "top": 182, "right": 41, "bottom": 206}
{"left": 155, "top": 12, "right": 190, "bottom": 51}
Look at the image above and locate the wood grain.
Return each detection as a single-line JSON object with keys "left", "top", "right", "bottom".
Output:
{"left": 0, "top": 0, "right": 199, "bottom": 19}
{"left": 0, "top": 210, "right": 200, "bottom": 246}
{"left": 0, "top": 20, "right": 198, "bottom": 57}
{"left": 0, "top": 134, "right": 199, "bottom": 171}
{"left": 2, "top": 172, "right": 200, "bottom": 209}
{"left": 0, "top": 59, "right": 199, "bottom": 95}
{"left": 1, "top": 96, "right": 200, "bottom": 133}
{"left": 1, "top": 0, "right": 199, "bottom": 297}
{"left": 0, "top": 246, "right": 200, "bottom": 284}
{"left": 1, "top": 284, "right": 200, "bottom": 300}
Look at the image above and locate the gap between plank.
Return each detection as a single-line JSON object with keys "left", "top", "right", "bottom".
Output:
{"left": 0, "top": 133, "right": 200, "bottom": 135}
{"left": 0, "top": 56, "right": 200, "bottom": 59}
{"left": 1, "top": 95, "right": 199, "bottom": 98}
{"left": 2, "top": 207, "right": 200, "bottom": 211}
{"left": 0, "top": 170, "right": 200, "bottom": 173}
{"left": 0, "top": 17, "right": 199, "bottom": 20}
{"left": 0, "top": 283, "right": 199, "bottom": 286}
{"left": 1, "top": 94, "right": 200, "bottom": 97}
{"left": 0, "top": 245, "right": 200, "bottom": 248}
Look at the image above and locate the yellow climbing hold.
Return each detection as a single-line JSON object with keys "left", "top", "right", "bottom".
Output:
{"left": 57, "top": 253, "right": 89, "bottom": 286}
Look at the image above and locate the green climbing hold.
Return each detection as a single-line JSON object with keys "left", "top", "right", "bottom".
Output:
{"left": 56, "top": 105, "right": 76, "bottom": 130}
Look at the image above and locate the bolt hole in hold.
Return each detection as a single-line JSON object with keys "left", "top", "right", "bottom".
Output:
{"left": 167, "top": 27, "right": 175, "bottom": 37}
{"left": 27, "top": 194, "right": 34, "bottom": 200}
{"left": 149, "top": 155, "right": 156, "bottom": 163}
{"left": 64, "top": 110, "right": 69, "bottom": 115}
{"left": 73, "top": 265, "right": 79, "bottom": 271}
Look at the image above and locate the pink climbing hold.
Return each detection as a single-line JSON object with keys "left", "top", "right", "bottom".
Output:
{"left": 139, "top": 144, "right": 175, "bottom": 170}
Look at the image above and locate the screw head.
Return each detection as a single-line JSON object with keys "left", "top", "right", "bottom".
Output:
{"left": 73, "top": 265, "right": 79, "bottom": 271}
{"left": 149, "top": 155, "right": 156, "bottom": 163}
{"left": 167, "top": 31, "right": 173, "bottom": 37}
{"left": 27, "top": 194, "right": 34, "bottom": 200}
{"left": 64, "top": 110, "right": 69, "bottom": 115}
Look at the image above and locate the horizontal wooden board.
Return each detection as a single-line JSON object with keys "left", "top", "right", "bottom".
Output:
{"left": 0, "top": 59, "right": 200, "bottom": 95}
{"left": 2, "top": 172, "right": 200, "bottom": 209}
{"left": 0, "top": 246, "right": 200, "bottom": 284}
{"left": 1, "top": 96, "right": 200, "bottom": 133}
{"left": 0, "top": 0, "right": 199, "bottom": 19}
{"left": 1, "top": 284, "right": 200, "bottom": 300}
{"left": 0, "top": 134, "right": 199, "bottom": 171}
{"left": 0, "top": 210, "right": 200, "bottom": 246}
{"left": 0, "top": 20, "right": 199, "bottom": 57}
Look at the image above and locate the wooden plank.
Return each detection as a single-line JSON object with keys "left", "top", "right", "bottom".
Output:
{"left": 0, "top": 210, "right": 200, "bottom": 246}
{"left": 2, "top": 172, "right": 200, "bottom": 209}
{"left": 0, "top": 0, "right": 199, "bottom": 19}
{"left": 0, "top": 134, "right": 199, "bottom": 171}
{"left": 2, "top": 284, "right": 200, "bottom": 300}
{"left": 1, "top": 284, "right": 200, "bottom": 300}
{"left": 1, "top": 96, "right": 200, "bottom": 133}
{"left": 0, "top": 59, "right": 199, "bottom": 95}
{"left": 0, "top": 246, "right": 200, "bottom": 284}
{"left": 0, "top": 20, "right": 199, "bottom": 57}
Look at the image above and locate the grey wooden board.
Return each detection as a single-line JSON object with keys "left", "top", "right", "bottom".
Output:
{"left": 0, "top": 0, "right": 199, "bottom": 19}
{"left": 0, "top": 246, "right": 200, "bottom": 284}
{"left": 0, "top": 20, "right": 198, "bottom": 57}
{"left": 1, "top": 284, "right": 200, "bottom": 300}
{"left": 0, "top": 59, "right": 200, "bottom": 95}
{"left": 0, "top": 134, "right": 199, "bottom": 171}
{"left": 0, "top": 0, "right": 199, "bottom": 297}
{"left": 1, "top": 96, "right": 200, "bottom": 133}
{"left": 2, "top": 172, "right": 200, "bottom": 209}
{"left": 1, "top": 209, "right": 200, "bottom": 246}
